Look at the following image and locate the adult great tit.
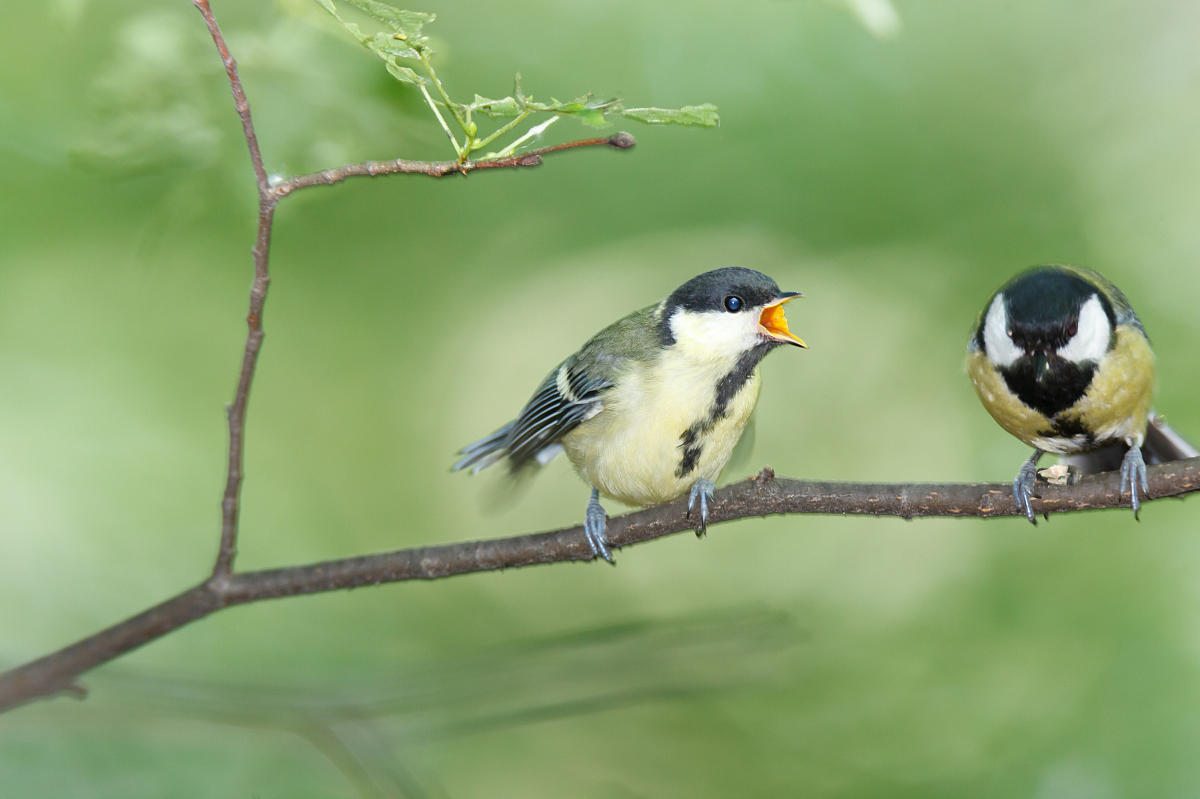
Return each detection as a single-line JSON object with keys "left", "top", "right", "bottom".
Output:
{"left": 967, "top": 264, "right": 1193, "bottom": 523}
{"left": 453, "top": 266, "right": 806, "bottom": 562}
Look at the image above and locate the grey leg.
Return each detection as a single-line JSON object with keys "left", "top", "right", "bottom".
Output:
{"left": 687, "top": 477, "right": 717, "bottom": 537}
{"left": 1013, "top": 449, "right": 1043, "bottom": 525}
{"left": 1120, "top": 445, "right": 1149, "bottom": 520}
{"left": 584, "top": 487, "right": 613, "bottom": 564}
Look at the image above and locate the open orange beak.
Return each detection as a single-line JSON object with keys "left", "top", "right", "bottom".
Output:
{"left": 758, "top": 292, "right": 806, "bottom": 348}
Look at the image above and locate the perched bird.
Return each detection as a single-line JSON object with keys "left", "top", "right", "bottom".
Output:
{"left": 967, "top": 264, "right": 1193, "bottom": 522}
{"left": 453, "top": 267, "right": 806, "bottom": 562}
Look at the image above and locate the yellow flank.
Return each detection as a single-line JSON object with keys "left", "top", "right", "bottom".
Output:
{"left": 967, "top": 324, "right": 1154, "bottom": 453}
{"left": 562, "top": 353, "right": 762, "bottom": 506}
{"left": 967, "top": 349, "right": 1048, "bottom": 448}
{"left": 1074, "top": 324, "right": 1154, "bottom": 446}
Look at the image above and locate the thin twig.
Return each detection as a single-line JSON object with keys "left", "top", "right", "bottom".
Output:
{"left": 272, "top": 132, "right": 636, "bottom": 198}
{"left": 194, "top": 0, "right": 274, "bottom": 578}
{"left": 2, "top": 459, "right": 1197, "bottom": 713}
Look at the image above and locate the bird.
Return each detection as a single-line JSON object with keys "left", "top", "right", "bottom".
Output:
{"left": 453, "top": 266, "right": 806, "bottom": 562}
{"left": 966, "top": 263, "right": 1193, "bottom": 523}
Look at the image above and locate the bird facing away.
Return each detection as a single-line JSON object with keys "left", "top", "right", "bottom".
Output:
{"left": 453, "top": 267, "right": 806, "bottom": 562}
{"left": 966, "top": 263, "right": 1190, "bottom": 522}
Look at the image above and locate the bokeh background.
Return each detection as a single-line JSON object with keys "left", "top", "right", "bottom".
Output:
{"left": 3, "top": 0, "right": 1200, "bottom": 795}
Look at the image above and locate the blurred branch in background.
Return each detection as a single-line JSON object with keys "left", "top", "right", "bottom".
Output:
{"left": 77, "top": 608, "right": 798, "bottom": 797}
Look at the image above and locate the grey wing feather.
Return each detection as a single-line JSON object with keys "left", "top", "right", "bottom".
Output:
{"left": 451, "top": 303, "right": 660, "bottom": 476}
{"left": 451, "top": 358, "right": 611, "bottom": 475}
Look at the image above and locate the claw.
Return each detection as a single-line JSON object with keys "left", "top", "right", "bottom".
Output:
{"left": 1119, "top": 445, "right": 1149, "bottom": 520}
{"left": 1012, "top": 450, "right": 1043, "bottom": 525}
{"left": 584, "top": 487, "right": 614, "bottom": 564}
{"left": 687, "top": 478, "right": 717, "bottom": 537}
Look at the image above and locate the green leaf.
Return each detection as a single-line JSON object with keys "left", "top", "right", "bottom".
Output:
{"left": 342, "top": 0, "right": 435, "bottom": 44}
{"left": 385, "top": 61, "right": 425, "bottom": 85}
{"left": 470, "top": 94, "right": 522, "bottom": 118}
{"left": 315, "top": 0, "right": 337, "bottom": 12}
{"left": 619, "top": 104, "right": 720, "bottom": 127}
{"left": 367, "top": 31, "right": 419, "bottom": 59}
{"left": 529, "top": 96, "right": 620, "bottom": 128}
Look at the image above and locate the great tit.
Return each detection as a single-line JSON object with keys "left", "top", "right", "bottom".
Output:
{"left": 453, "top": 266, "right": 806, "bottom": 562}
{"left": 967, "top": 264, "right": 1193, "bottom": 522}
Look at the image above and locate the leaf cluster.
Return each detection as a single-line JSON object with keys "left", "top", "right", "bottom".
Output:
{"left": 318, "top": 0, "right": 718, "bottom": 162}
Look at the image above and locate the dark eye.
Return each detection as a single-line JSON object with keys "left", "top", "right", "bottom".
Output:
{"left": 724, "top": 295, "right": 743, "bottom": 312}
{"left": 1067, "top": 324, "right": 1078, "bottom": 337}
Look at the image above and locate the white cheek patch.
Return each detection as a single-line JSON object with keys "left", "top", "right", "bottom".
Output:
{"left": 1057, "top": 294, "right": 1111, "bottom": 363}
{"left": 982, "top": 294, "right": 1023, "bottom": 367}
{"left": 669, "top": 310, "right": 761, "bottom": 362}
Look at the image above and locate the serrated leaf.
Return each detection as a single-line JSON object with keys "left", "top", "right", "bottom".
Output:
{"left": 620, "top": 103, "right": 720, "bottom": 127}
{"left": 385, "top": 61, "right": 425, "bottom": 85}
{"left": 315, "top": 0, "right": 337, "bottom": 12}
{"left": 470, "top": 94, "right": 522, "bottom": 118}
{"left": 342, "top": 0, "right": 434, "bottom": 44}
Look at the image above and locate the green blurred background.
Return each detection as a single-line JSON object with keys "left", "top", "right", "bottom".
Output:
{"left": 3, "top": 0, "right": 1200, "bottom": 795}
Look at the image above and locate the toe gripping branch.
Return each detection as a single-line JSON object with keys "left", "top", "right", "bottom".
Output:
{"left": 584, "top": 487, "right": 614, "bottom": 564}
{"left": 687, "top": 478, "right": 717, "bottom": 537}
{"left": 1120, "top": 445, "right": 1150, "bottom": 519}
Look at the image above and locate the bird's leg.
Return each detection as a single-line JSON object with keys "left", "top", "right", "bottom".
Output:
{"left": 1013, "top": 449, "right": 1043, "bottom": 525}
{"left": 1120, "top": 444, "right": 1149, "bottom": 520}
{"left": 584, "top": 487, "right": 613, "bottom": 564}
{"left": 686, "top": 478, "right": 717, "bottom": 537}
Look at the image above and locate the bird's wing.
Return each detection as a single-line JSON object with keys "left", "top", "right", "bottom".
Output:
{"left": 504, "top": 358, "right": 612, "bottom": 471}
{"left": 453, "top": 304, "right": 660, "bottom": 475}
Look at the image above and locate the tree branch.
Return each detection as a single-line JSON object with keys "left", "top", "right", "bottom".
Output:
{"left": 191, "top": 0, "right": 633, "bottom": 579}
{"left": 271, "top": 132, "right": 636, "bottom": 198}
{"left": 3, "top": 458, "right": 1197, "bottom": 713}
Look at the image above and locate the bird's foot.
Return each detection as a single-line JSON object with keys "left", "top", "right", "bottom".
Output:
{"left": 584, "top": 488, "right": 613, "bottom": 564}
{"left": 1120, "top": 445, "right": 1149, "bottom": 520}
{"left": 1012, "top": 451, "right": 1042, "bottom": 525}
{"left": 686, "top": 478, "right": 716, "bottom": 537}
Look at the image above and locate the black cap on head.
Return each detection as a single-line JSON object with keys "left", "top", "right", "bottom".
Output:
{"left": 664, "top": 267, "right": 783, "bottom": 315}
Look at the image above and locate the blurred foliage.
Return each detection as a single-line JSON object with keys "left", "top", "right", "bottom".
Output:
{"left": 3, "top": 0, "right": 1200, "bottom": 796}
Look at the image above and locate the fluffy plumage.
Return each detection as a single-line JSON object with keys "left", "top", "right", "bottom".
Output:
{"left": 966, "top": 264, "right": 1182, "bottom": 522}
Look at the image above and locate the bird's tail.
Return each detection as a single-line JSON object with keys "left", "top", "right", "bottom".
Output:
{"left": 452, "top": 421, "right": 515, "bottom": 474}
{"left": 1144, "top": 412, "right": 1199, "bottom": 463}
{"left": 1064, "top": 412, "right": 1197, "bottom": 474}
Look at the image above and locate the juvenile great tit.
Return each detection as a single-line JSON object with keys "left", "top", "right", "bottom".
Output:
{"left": 453, "top": 267, "right": 806, "bottom": 562}
{"left": 966, "top": 264, "right": 1193, "bottom": 523}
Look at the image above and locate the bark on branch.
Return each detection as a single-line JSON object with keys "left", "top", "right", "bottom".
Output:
{"left": 2, "top": 458, "right": 1197, "bottom": 713}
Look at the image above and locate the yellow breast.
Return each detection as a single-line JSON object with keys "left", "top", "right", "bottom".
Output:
{"left": 562, "top": 357, "right": 761, "bottom": 506}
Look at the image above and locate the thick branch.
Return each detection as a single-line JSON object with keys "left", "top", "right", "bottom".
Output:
{"left": 3, "top": 458, "right": 1197, "bottom": 713}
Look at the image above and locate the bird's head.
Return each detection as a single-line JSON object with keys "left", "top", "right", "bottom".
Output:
{"left": 659, "top": 266, "right": 806, "bottom": 362}
{"left": 976, "top": 265, "right": 1115, "bottom": 388}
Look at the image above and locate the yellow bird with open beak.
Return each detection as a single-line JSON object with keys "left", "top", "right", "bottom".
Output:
{"left": 454, "top": 267, "right": 806, "bottom": 562}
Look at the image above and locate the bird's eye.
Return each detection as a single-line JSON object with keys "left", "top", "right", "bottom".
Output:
{"left": 1067, "top": 324, "right": 1078, "bottom": 337}
{"left": 724, "top": 295, "right": 743, "bottom": 312}
{"left": 1006, "top": 329, "right": 1013, "bottom": 338}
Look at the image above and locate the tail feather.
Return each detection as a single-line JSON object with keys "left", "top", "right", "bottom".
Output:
{"left": 1063, "top": 412, "right": 1197, "bottom": 475}
{"left": 452, "top": 421, "right": 515, "bottom": 474}
{"left": 1144, "top": 413, "right": 1199, "bottom": 463}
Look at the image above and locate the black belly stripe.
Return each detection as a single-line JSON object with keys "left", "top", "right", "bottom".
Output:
{"left": 674, "top": 343, "right": 774, "bottom": 478}
{"left": 1000, "top": 357, "right": 1096, "bottom": 418}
